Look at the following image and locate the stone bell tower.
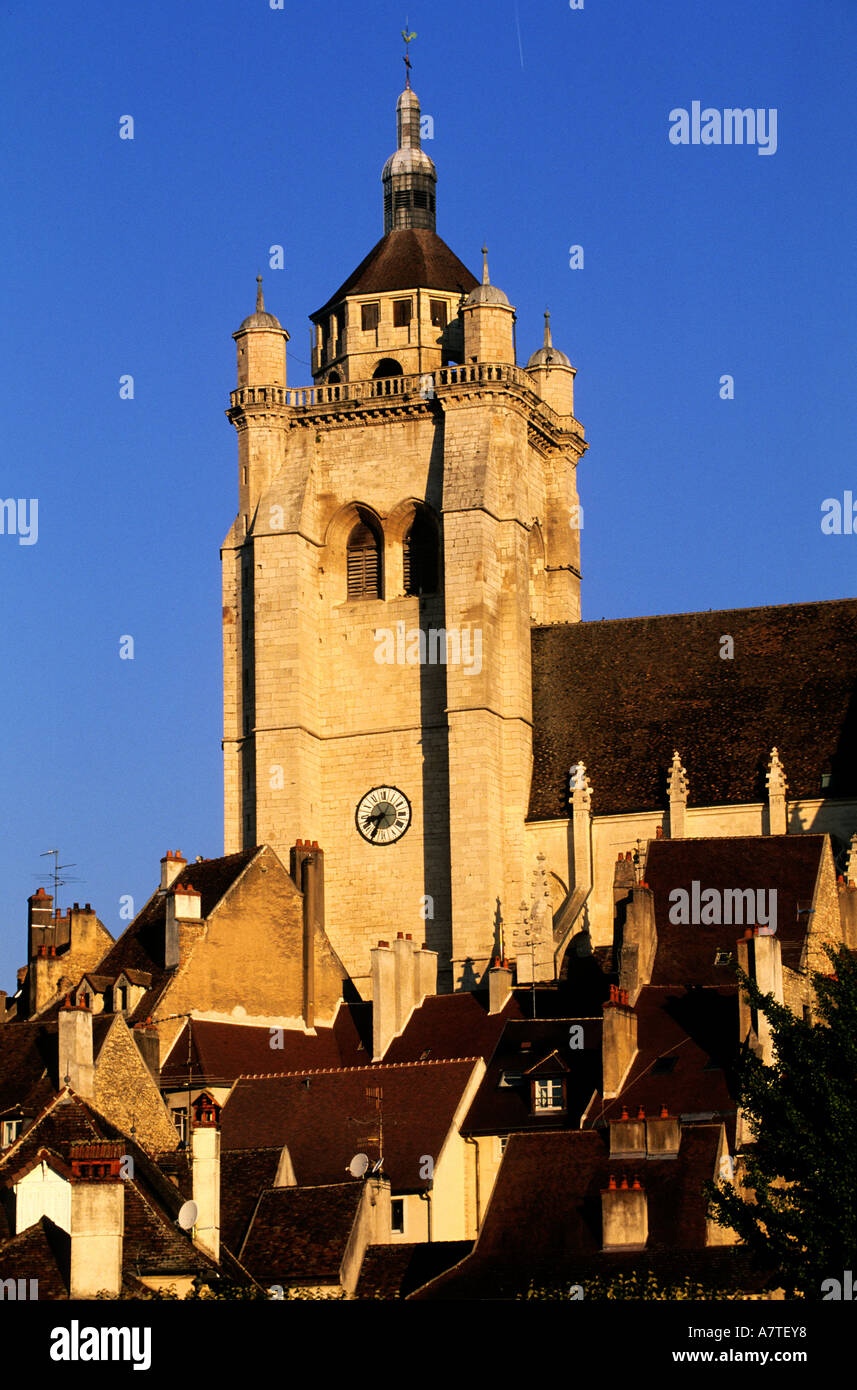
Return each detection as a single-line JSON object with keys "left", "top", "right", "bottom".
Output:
{"left": 222, "top": 76, "right": 587, "bottom": 995}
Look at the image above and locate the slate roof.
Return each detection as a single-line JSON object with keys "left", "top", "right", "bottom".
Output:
{"left": 160, "top": 1007, "right": 370, "bottom": 1088}
{"left": 0, "top": 1016, "right": 113, "bottom": 1116}
{"left": 220, "top": 1061, "right": 479, "bottom": 1192}
{"left": 0, "top": 1217, "right": 69, "bottom": 1298}
{"left": 411, "top": 1125, "right": 729, "bottom": 1298}
{"left": 644, "top": 835, "right": 825, "bottom": 981}
{"left": 354, "top": 1240, "right": 473, "bottom": 1299}
{"left": 314, "top": 227, "right": 478, "bottom": 315}
{"left": 238, "top": 1184, "right": 362, "bottom": 1284}
{"left": 220, "top": 1147, "right": 283, "bottom": 1254}
{"left": 584, "top": 986, "right": 739, "bottom": 1137}
{"left": 530, "top": 598, "right": 857, "bottom": 820}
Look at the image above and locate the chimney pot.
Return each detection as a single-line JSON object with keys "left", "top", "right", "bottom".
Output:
{"left": 620, "top": 1175, "right": 629, "bottom": 1190}
{"left": 631, "top": 1177, "right": 642, "bottom": 1190}
{"left": 397, "top": 931, "right": 404, "bottom": 939}
{"left": 637, "top": 1105, "right": 645, "bottom": 1120}
{"left": 620, "top": 1105, "right": 629, "bottom": 1121}
{"left": 659, "top": 1103, "right": 668, "bottom": 1118}
{"left": 608, "top": 1175, "right": 617, "bottom": 1190}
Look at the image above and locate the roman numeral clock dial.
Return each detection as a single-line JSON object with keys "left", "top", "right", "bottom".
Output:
{"left": 355, "top": 786, "right": 411, "bottom": 845}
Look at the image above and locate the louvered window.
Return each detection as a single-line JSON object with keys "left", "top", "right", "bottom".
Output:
{"left": 347, "top": 521, "right": 381, "bottom": 599}
{"left": 403, "top": 514, "right": 438, "bottom": 595}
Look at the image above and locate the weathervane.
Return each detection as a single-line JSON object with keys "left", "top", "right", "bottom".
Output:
{"left": 402, "top": 24, "right": 416, "bottom": 87}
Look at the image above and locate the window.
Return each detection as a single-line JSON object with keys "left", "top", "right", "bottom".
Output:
{"left": 498, "top": 1136, "right": 510, "bottom": 1156}
{"left": 430, "top": 299, "right": 448, "bottom": 330}
{"left": 1, "top": 1120, "right": 22, "bottom": 1148}
{"left": 394, "top": 190, "right": 411, "bottom": 211}
{"left": 172, "top": 1108, "right": 188, "bottom": 1144}
{"left": 497, "top": 1071, "right": 522, "bottom": 1089}
{"left": 413, "top": 189, "right": 428, "bottom": 209}
{"left": 403, "top": 513, "right": 438, "bottom": 595}
{"left": 393, "top": 299, "right": 412, "bottom": 327}
{"left": 714, "top": 950, "right": 733, "bottom": 966}
{"left": 346, "top": 520, "right": 381, "bottom": 599}
{"left": 361, "top": 302, "right": 380, "bottom": 331}
{"left": 534, "top": 1079, "right": 564, "bottom": 1112}
{"left": 391, "top": 1198, "right": 404, "bottom": 1234}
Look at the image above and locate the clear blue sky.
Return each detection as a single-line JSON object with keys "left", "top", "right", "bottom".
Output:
{"left": 1, "top": 0, "right": 855, "bottom": 987}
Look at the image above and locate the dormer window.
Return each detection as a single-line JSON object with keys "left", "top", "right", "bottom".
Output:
{"left": 1, "top": 1119, "right": 22, "bottom": 1148}
{"left": 533, "top": 1079, "right": 564, "bottom": 1112}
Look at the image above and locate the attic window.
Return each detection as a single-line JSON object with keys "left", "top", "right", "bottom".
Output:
{"left": 821, "top": 771, "right": 832, "bottom": 790}
{"left": 361, "top": 302, "right": 380, "bottom": 331}
{"left": 714, "top": 950, "right": 733, "bottom": 966}
{"left": 430, "top": 299, "right": 448, "bottom": 330}
{"left": 1, "top": 1119, "right": 21, "bottom": 1148}
{"left": 533, "top": 1079, "right": 564, "bottom": 1112}
{"left": 652, "top": 1056, "right": 677, "bottom": 1075}
{"left": 391, "top": 1198, "right": 404, "bottom": 1234}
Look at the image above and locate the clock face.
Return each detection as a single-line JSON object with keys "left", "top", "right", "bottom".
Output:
{"left": 355, "top": 786, "right": 411, "bottom": 845}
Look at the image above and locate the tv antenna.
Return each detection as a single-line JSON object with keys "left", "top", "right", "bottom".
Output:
{"left": 36, "top": 849, "right": 84, "bottom": 917}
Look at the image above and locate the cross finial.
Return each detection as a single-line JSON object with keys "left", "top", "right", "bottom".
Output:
{"left": 481, "top": 245, "right": 490, "bottom": 285}
{"left": 255, "top": 274, "right": 264, "bottom": 313}
{"left": 402, "top": 25, "right": 416, "bottom": 88}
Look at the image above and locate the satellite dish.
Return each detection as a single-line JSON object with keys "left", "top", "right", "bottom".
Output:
{"left": 347, "top": 1153, "right": 369, "bottom": 1178}
{"left": 177, "top": 1200, "right": 198, "bottom": 1230}
{"left": 371, "top": 1157, "right": 384, "bottom": 1173}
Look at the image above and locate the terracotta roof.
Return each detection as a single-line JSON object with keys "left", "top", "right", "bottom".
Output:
{"left": 530, "top": 598, "right": 857, "bottom": 820}
{"left": 644, "top": 835, "right": 824, "bottom": 981}
{"left": 220, "top": 1061, "right": 479, "bottom": 1192}
{"left": 0, "top": 1217, "right": 69, "bottom": 1298}
{"left": 161, "top": 1019, "right": 344, "bottom": 1088}
{"left": 383, "top": 991, "right": 521, "bottom": 1064}
{"left": 585, "top": 986, "right": 739, "bottom": 1135}
{"left": 411, "top": 1125, "right": 726, "bottom": 1298}
{"left": 314, "top": 228, "right": 478, "bottom": 315}
{"left": 238, "top": 1184, "right": 362, "bottom": 1284}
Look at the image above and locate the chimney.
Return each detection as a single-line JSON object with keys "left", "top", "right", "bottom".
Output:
{"left": 160, "top": 850, "right": 187, "bottom": 891}
{"left": 164, "top": 882, "right": 201, "bottom": 968}
{"left": 27, "top": 887, "right": 54, "bottom": 958}
{"left": 58, "top": 998, "right": 94, "bottom": 1097}
{"left": 191, "top": 1095, "right": 221, "bottom": 1261}
{"left": 371, "top": 941, "right": 396, "bottom": 1060}
{"left": 601, "top": 1174, "right": 648, "bottom": 1250}
{"left": 393, "top": 933, "right": 415, "bottom": 1033}
{"left": 299, "top": 844, "right": 324, "bottom": 1031}
{"left": 488, "top": 959, "right": 513, "bottom": 1014}
{"left": 609, "top": 1105, "right": 646, "bottom": 1157}
{"left": 132, "top": 1019, "right": 160, "bottom": 1079}
{"left": 68, "top": 1144, "right": 125, "bottom": 1298}
{"left": 646, "top": 1105, "right": 680, "bottom": 1156}
{"left": 415, "top": 941, "right": 437, "bottom": 1008}
{"left": 569, "top": 762, "right": 593, "bottom": 895}
{"left": 736, "top": 928, "right": 783, "bottom": 1064}
{"left": 601, "top": 986, "right": 637, "bottom": 1098}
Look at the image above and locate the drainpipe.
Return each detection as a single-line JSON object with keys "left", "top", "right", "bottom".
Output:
{"left": 419, "top": 1184, "right": 433, "bottom": 1243}
{"left": 464, "top": 1135, "right": 481, "bottom": 1233}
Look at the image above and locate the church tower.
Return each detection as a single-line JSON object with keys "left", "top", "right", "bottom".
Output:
{"left": 222, "top": 75, "right": 587, "bottom": 995}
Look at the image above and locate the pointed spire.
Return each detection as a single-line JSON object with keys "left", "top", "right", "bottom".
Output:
{"left": 544, "top": 309, "right": 552, "bottom": 349}
{"left": 255, "top": 274, "right": 264, "bottom": 313}
{"left": 481, "top": 245, "right": 490, "bottom": 285}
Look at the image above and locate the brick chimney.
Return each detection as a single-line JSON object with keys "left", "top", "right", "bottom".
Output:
{"left": 164, "top": 882, "right": 201, "bottom": 968}
{"left": 58, "top": 998, "right": 94, "bottom": 1097}
{"left": 736, "top": 927, "right": 783, "bottom": 1064}
{"left": 646, "top": 1105, "right": 680, "bottom": 1156}
{"left": 68, "top": 1142, "right": 125, "bottom": 1297}
{"left": 27, "top": 886, "right": 54, "bottom": 957}
{"left": 609, "top": 1106, "right": 646, "bottom": 1157}
{"left": 488, "top": 958, "right": 513, "bottom": 1014}
{"left": 601, "top": 986, "right": 637, "bottom": 1098}
{"left": 191, "top": 1093, "right": 221, "bottom": 1261}
{"left": 160, "top": 850, "right": 187, "bottom": 891}
{"left": 601, "top": 1174, "right": 647, "bottom": 1250}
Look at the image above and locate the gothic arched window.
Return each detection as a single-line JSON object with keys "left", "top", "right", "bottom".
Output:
{"left": 403, "top": 512, "right": 438, "bottom": 595}
{"left": 346, "top": 519, "right": 382, "bottom": 599}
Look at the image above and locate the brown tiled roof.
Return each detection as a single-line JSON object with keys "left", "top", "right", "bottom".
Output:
{"left": 383, "top": 991, "right": 521, "bottom": 1064}
{"left": 530, "top": 598, "right": 857, "bottom": 819}
{"left": 354, "top": 1241, "right": 473, "bottom": 1299}
{"left": 462, "top": 1018, "right": 602, "bottom": 1136}
{"left": 0, "top": 1024, "right": 56, "bottom": 1115}
{"left": 161, "top": 1019, "right": 343, "bottom": 1088}
{"left": 314, "top": 228, "right": 478, "bottom": 315}
{"left": 220, "top": 1061, "right": 479, "bottom": 1192}
{"left": 0, "top": 1217, "right": 69, "bottom": 1298}
{"left": 585, "top": 986, "right": 739, "bottom": 1134}
{"left": 644, "top": 835, "right": 824, "bottom": 981}
{"left": 220, "top": 1147, "right": 282, "bottom": 1253}
{"left": 411, "top": 1125, "right": 724, "bottom": 1298}
{"left": 238, "top": 1184, "right": 362, "bottom": 1284}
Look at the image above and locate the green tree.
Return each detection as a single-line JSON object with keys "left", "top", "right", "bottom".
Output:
{"left": 706, "top": 943, "right": 857, "bottom": 1298}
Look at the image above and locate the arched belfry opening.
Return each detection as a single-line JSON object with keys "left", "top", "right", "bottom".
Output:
{"left": 404, "top": 510, "right": 439, "bottom": 596}
{"left": 346, "top": 514, "right": 382, "bottom": 599}
{"left": 373, "top": 358, "right": 403, "bottom": 379}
